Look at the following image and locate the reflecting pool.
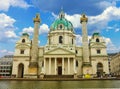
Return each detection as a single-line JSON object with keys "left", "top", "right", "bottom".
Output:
{"left": 0, "top": 80, "right": 120, "bottom": 89}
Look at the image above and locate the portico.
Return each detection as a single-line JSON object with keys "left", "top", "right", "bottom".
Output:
{"left": 43, "top": 57, "right": 76, "bottom": 75}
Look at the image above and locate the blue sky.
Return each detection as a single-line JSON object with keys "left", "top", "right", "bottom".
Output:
{"left": 0, "top": 0, "right": 120, "bottom": 57}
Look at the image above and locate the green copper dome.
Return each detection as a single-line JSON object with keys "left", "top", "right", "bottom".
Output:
{"left": 93, "top": 33, "right": 100, "bottom": 37}
{"left": 22, "top": 33, "right": 29, "bottom": 37}
{"left": 50, "top": 10, "right": 74, "bottom": 32}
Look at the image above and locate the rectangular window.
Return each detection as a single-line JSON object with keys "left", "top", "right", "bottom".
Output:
{"left": 20, "top": 50, "right": 24, "bottom": 54}
{"left": 97, "top": 49, "right": 101, "bottom": 54}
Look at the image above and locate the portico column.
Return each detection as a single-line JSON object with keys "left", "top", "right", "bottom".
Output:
{"left": 44, "top": 58, "right": 46, "bottom": 74}
{"left": 68, "top": 58, "right": 70, "bottom": 74}
{"left": 55, "top": 58, "right": 57, "bottom": 75}
{"left": 49, "top": 58, "right": 51, "bottom": 74}
{"left": 73, "top": 58, "right": 76, "bottom": 73}
{"left": 62, "top": 57, "right": 64, "bottom": 74}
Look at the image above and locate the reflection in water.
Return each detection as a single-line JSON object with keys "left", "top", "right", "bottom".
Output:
{"left": 0, "top": 80, "right": 120, "bottom": 89}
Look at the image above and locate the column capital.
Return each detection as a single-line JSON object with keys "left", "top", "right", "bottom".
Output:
{"left": 33, "top": 14, "right": 40, "bottom": 23}
{"left": 80, "top": 14, "right": 88, "bottom": 23}
{"left": 62, "top": 57, "right": 64, "bottom": 59}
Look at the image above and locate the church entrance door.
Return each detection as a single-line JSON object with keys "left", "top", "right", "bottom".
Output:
{"left": 58, "top": 66, "right": 62, "bottom": 75}
{"left": 97, "top": 63, "right": 103, "bottom": 77}
{"left": 18, "top": 63, "right": 24, "bottom": 78}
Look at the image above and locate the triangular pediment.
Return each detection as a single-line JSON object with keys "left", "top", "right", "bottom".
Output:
{"left": 45, "top": 47, "right": 75, "bottom": 55}
{"left": 16, "top": 44, "right": 30, "bottom": 48}
{"left": 90, "top": 43, "right": 106, "bottom": 48}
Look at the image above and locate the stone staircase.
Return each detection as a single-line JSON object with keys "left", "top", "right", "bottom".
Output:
{"left": 44, "top": 75, "right": 74, "bottom": 78}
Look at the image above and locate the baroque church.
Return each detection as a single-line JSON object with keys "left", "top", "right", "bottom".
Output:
{"left": 12, "top": 10, "right": 109, "bottom": 78}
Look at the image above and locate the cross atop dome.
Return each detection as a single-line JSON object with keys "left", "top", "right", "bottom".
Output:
{"left": 59, "top": 7, "right": 65, "bottom": 19}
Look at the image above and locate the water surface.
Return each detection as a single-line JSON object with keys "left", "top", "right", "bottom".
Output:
{"left": 0, "top": 80, "right": 120, "bottom": 89}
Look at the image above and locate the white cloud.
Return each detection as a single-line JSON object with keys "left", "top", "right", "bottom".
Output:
{"left": 38, "top": 40, "right": 40, "bottom": 45}
{"left": 52, "top": 6, "right": 120, "bottom": 33}
{"left": 0, "top": 49, "right": 7, "bottom": 53}
{"left": 106, "top": 23, "right": 120, "bottom": 32}
{"left": 106, "top": 26, "right": 114, "bottom": 31}
{"left": 51, "top": 12, "right": 57, "bottom": 19}
{"left": 65, "top": 14, "right": 81, "bottom": 28}
{"left": 22, "top": 26, "right": 33, "bottom": 35}
{"left": 97, "top": 1, "right": 116, "bottom": 10}
{"left": 115, "top": 28, "right": 120, "bottom": 32}
{"left": 103, "top": 37, "right": 119, "bottom": 53}
{"left": 40, "top": 24, "right": 49, "bottom": 34}
{"left": 0, "top": 0, "right": 30, "bottom": 11}
{"left": 0, "top": 13, "right": 17, "bottom": 42}
{"left": 88, "top": 6, "right": 120, "bottom": 31}
{"left": 5, "top": 31, "right": 18, "bottom": 38}
{"left": 104, "top": 37, "right": 112, "bottom": 46}
{"left": 22, "top": 24, "right": 49, "bottom": 35}
{"left": 0, "top": 13, "right": 15, "bottom": 30}
{"left": 0, "top": 49, "right": 14, "bottom": 57}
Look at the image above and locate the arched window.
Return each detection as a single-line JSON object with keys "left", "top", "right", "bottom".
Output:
{"left": 59, "top": 36, "right": 63, "bottom": 44}
{"left": 60, "top": 25, "right": 63, "bottom": 29}
{"left": 96, "top": 38, "right": 99, "bottom": 42}
{"left": 22, "top": 39, "right": 25, "bottom": 43}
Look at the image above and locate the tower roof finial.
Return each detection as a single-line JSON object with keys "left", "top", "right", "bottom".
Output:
{"left": 59, "top": 7, "right": 65, "bottom": 19}
{"left": 61, "top": 6, "right": 63, "bottom": 11}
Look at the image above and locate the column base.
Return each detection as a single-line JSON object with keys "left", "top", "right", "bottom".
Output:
{"left": 82, "top": 62, "right": 93, "bottom": 78}
{"left": 39, "top": 73, "right": 44, "bottom": 79}
{"left": 74, "top": 73, "right": 77, "bottom": 79}
{"left": 28, "top": 62, "right": 38, "bottom": 78}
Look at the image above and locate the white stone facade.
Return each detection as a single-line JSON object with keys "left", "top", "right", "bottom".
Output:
{"left": 12, "top": 12, "right": 109, "bottom": 78}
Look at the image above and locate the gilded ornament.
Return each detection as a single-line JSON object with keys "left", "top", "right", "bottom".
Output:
{"left": 33, "top": 14, "right": 40, "bottom": 23}
{"left": 80, "top": 14, "right": 88, "bottom": 23}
